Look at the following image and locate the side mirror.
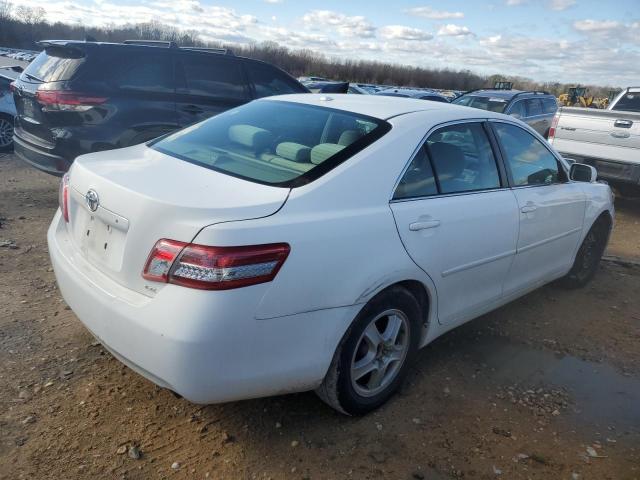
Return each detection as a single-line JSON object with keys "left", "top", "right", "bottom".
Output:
{"left": 570, "top": 163, "right": 597, "bottom": 183}
{"left": 509, "top": 112, "right": 522, "bottom": 119}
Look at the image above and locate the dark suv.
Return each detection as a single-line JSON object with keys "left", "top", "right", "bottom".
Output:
{"left": 452, "top": 90, "right": 558, "bottom": 138}
{"left": 12, "top": 40, "right": 308, "bottom": 175}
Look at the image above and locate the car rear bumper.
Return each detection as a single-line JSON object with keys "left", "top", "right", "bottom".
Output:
{"left": 561, "top": 153, "right": 640, "bottom": 185}
{"left": 48, "top": 210, "right": 355, "bottom": 404}
{"left": 14, "top": 134, "right": 70, "bottom": 176}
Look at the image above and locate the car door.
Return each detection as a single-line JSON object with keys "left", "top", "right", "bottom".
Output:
{"left": 492, "top": 121, "right": 586, "bottom": 296}
{"left": 390, "top": 121, "right": 519, "bottom": 325}
{"left": 175, "top": 53, "right": 251, "bottom": 126}
{"left": 524, "top": 98, "right": 550, "bottom": 136}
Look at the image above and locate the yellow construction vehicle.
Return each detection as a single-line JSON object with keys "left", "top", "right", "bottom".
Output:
{"left": 558, "top": 86, "right": 597, "bottom": 108}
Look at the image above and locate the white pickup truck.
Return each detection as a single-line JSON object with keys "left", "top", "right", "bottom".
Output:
{"left": 549, "top": 87, "right": 640, "bottom": 193}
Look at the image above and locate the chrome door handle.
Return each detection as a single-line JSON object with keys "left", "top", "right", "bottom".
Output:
{"left": 409, "top": 220, "right": 441, "bottom": 231}
{"left": 521, "top": 205, "right": 537, "bottom": 213}
{"left": 614, "top": 119, "right": 633, "bottom": 128}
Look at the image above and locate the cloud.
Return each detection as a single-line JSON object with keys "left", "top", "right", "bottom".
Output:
{"left": 302, "top": 10, "right": 376, "bottom": 38}
{"left": 404, "top": 6, "right": 464, "bottom": 19}
{"left": 264, "top": 0, "right": 282, "bottom": 3}
{"left": 379, "top": 25, "right": 433, "bottom": 41}
{"left": 549, "top": 0, "right": 575, "bottom": 10}
{"left": 505, "top": 0, "right": 527, "bottom": 5}
{"left": 437, "top": 24, "right": 473, "bottom": 36}
{"left": 573, "top": 19, "right": 620, "bottom": 32}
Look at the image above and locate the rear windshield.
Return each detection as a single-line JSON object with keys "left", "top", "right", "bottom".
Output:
{"left": 152, "top": 100, "right": 390, "bottom": 187}
{"left": 22, "top": 47, "right": 85, "bottom": 82}
{"left": 611, "top": 92, "right": 640, "bottom": 112}
{"left": 453, "top": 95, "right": 508, "bottom": 113}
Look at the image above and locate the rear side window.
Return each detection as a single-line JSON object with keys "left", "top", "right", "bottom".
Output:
{"left": 393, "top": 122, "right": 501, "bottom": 199}
{"left": 177, "top": 55, "right": 247, "bottom": 100}
{"left": 107, "top": 53, "right": 173, "bottom": 93}
{"left": 22, "top": 47, "right": 85, "bottom": 82}
{"left": 542, "top": 97, "right": 558, "bottom": 114}
{"left": 245, "top": 61, "right": 306, "bottom": 98}
{"left": 612, "top": 92, "right": 640, "bottom": 112}
{"left": 508, "top": 100, "right": 526, "bottom": 119}
{"left": 525, "top": 98, "right": 543, "bottom": 116}
{"left": 152, "top": 100, "right": 389, "bottom": 187}
{"left": 494, "top": 122, "right": 562, "bottom": 186}
{"left": 453, "top": 95, "right": 508, "bottom": 113}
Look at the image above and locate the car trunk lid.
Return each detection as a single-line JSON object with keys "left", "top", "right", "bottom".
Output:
{"left": 65, "top": 144, "right": 290, "bottom": 296}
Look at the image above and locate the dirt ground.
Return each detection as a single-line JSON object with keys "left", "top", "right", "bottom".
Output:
{"left": 1, "top": 153, "right": 639, "bottom": 480}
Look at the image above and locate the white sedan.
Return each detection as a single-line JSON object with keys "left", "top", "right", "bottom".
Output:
{"left": 49, "top": 94, "right": 614, "bottom": 415}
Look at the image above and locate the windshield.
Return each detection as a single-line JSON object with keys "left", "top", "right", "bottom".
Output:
{"left": 453, "top": 95, "right": 508, "bottom": 113}
{"left": 152, "top": 100, "right": 390, "bottom": 187}
{"left": 22, "top": 47, "right": 85, "bottom": 82}
{"left": 611, "top": 92, "right": 640, "bottom": 113}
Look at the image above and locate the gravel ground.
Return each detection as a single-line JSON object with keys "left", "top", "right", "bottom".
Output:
{"left": 1, "top": 153, "right": 639, "bottom": 480}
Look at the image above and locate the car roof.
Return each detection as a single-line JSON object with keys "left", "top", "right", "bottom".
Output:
{"left": 264, "top": 93, "right": 505, "bottom": 121}
{"left": 463, "top": 89, "right": 552, "bottom": 100}
{"left": 377, "top": 88, "right": 445, "bottom": 98}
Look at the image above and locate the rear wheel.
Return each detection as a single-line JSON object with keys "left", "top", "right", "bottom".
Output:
{"left": 560, "top": 216, "right": 610, "bottom": 288}
{"left": 316, "top": 286, "right": 422, "bottom": 415}
{"left": 0, "top": 114, "right": 14, "bottom": 152}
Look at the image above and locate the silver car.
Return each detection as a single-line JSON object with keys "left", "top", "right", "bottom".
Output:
{"left": 453, "top": 90, "right": 558, "bottom": 138}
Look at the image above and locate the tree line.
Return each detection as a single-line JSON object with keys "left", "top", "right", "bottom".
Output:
{"left": 0, "top": 2, "right": 617, "bottom": 97}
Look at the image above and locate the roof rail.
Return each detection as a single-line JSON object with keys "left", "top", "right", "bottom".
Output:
{"left": 510, "top": 90, "right": 551, "bottom": 100}
{"left": 180, "top": 46, "right": 235, "bottom": 56}
{"left": 123, "top": 40, "right": 178, "bottom": 48}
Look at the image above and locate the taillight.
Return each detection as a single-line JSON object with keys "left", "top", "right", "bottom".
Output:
{"left": 35, "top": 90, "right": 107, "bottom": 112}
{"left": 58, "top": 173, "right": 70, "bottom": 223}
{"left": 548, "top": 112, "right": 560, "bottom": 142}
{"left": 142, "top": 240, "right": 290, "bottom": 290}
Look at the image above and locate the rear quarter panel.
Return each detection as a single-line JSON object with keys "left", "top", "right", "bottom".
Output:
{"left": 192, "top": 112, "right": 443, "bottom": 328}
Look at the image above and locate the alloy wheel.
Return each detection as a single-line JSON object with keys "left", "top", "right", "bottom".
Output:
{"left": 350, "top": 309, "right": 410, "bottom": 397}
{"left": 0, "top": 118, "right": 13, "bottom": 148}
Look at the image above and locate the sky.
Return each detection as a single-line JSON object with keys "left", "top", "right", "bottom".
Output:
{"left": 18, "top": 0, "right": 640, "bottom": 86}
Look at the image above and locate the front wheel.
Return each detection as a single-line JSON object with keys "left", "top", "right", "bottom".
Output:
{"left": 316, "top": 286, "right": 422, "bottom": 415}
{"left": 560, "top": 217, "right": 610, "bottom": 288}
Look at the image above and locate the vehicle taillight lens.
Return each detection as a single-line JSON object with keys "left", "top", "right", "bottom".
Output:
{"left": 35, "top": 90, "right": 107, "bottom": 112}
{"left": 548, "top": 112, "right": 560, "bottom": 142}
{"left": 58, "top": 173, "right": 70, "bottom": 223}
{"left": 142, "top": 240, "right": 290, "bottom": 290}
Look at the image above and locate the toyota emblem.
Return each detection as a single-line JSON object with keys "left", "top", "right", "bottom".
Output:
{"left": 85, "top": 189, "right": 100, "bottom": 212}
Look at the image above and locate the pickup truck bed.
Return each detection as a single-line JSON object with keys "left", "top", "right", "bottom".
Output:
{"left": 549, "top": 95, "right": 640, "bottom": 189}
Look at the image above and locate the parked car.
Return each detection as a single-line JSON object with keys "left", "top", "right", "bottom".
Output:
{"left": 0, "top": 69, "right": 19, "bottom": 152}
{"left": 549, "top": 86, "right": 640, "bottom": 195}
{"left": 453, "top": 89, "right": 558, "bottom": 138}
{"left": 347, "top": 84, "right": 371, "bottom": 94}
{"left": 49, "top": 94, "right": 613, "bottom": 415}
{"left": 376, "top": 88, "right": 450, "bottom": 103}
{"left": 12, "top": 39, "right": 309, "bottom": 175}
{"left": 302, "top": 80, "right": 350, "bottom": 93}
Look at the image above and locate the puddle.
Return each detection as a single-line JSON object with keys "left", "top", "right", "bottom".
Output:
{"left": 461, "top": 337, "right": 640, "bottom": 434}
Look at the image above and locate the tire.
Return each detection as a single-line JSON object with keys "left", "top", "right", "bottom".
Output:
{"left": 0, "top": 114, "right": 14, "bottom": 152}
{"left": 316, "top": 286, "right": 422, "bottom": 415}
{"left": 560, "top": 216, "right": 610, "bottom": 288}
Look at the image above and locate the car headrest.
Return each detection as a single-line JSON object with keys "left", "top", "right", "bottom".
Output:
{"left": 338, "top": 130, "right": 361, "bottom": 146}
{"left": 310, "top": 143, "right": 345, "bottom": 165}
{"left": 275, "top": 142, "right": 311, "bottom": 163}
{"left": 429, "top": 142, "right": 466, "bottom": 179}
{"left": 228, "top": 124, "right": 273, "bottom": 153}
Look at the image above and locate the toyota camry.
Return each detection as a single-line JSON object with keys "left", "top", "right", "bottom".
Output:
{"left": 48, "top": 94, "right": 614, "bottom": 415}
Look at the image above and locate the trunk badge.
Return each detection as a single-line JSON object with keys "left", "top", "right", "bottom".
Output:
{"left": 85, "top": 190, "right": 100, "bottom": 212}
